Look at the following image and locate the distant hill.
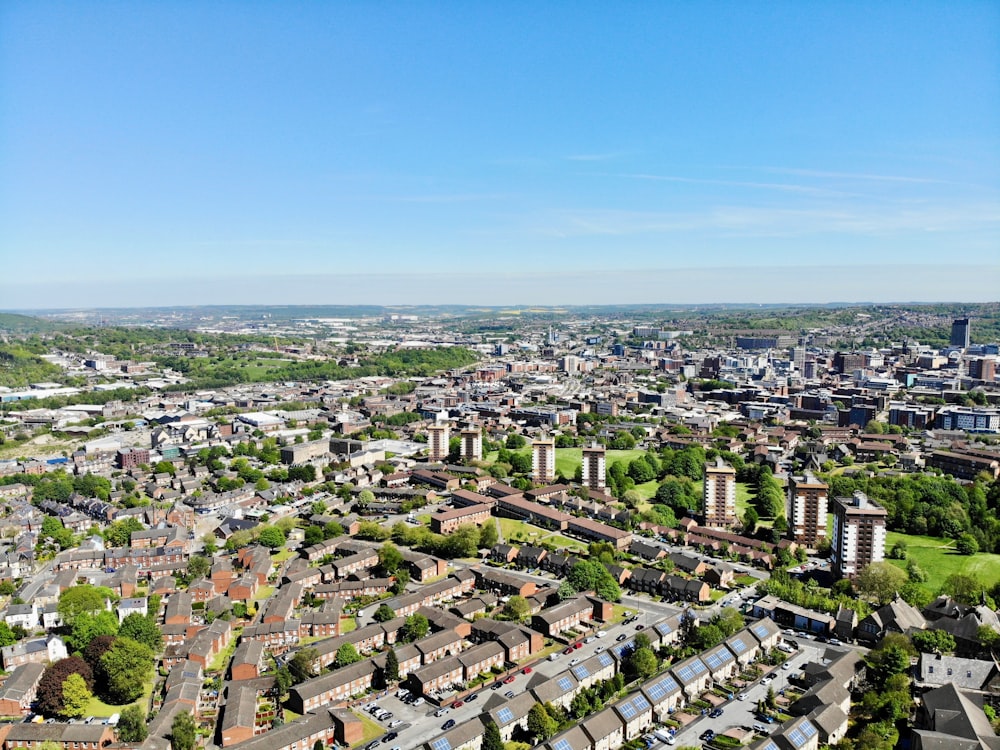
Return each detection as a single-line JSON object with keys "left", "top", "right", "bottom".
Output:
{"left": 0, "top": 312, "right": 60, "bottom": 334}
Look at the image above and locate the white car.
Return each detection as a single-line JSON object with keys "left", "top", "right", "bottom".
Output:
{"left": 570, "top": 658, "right": 580, "bottom": 666}
{"left": 388, "top": 720, "right": 403, "bottom": 729}
{"left": 737, "top": 692, "right": 749, "bottom": 701}
{"left": 761, "top": 676, "right": 773, "bottom": 685}
{"left": 596, "top": 630, "right": 608, "bottom": 638}
{"left": 412, "top": 697, "right": 425, "bottom": 707}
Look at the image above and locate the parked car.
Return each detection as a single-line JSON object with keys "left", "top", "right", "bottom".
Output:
{"left": 504, "top": 691, "right": 515, "bottom": 699}
{"left": 442, "top": 720, "right": 456, "bottom": 731}
{"left": 595, "top": 646, "right": 605, "bottom": 653}
{"left": 563, "top": 647, "right": 574, "bottom": 655}
{"left": 491, "top": 682, "right": 503, "bottom": 690}
{"left": 382, "top": 732, "right": 397, "bottom": 742}
{"left": 387, "top": 721, "right": 402, "bottom": 729}
{"left": 635, "top": 624, "right": 645, "bottom": 630}
{"left": 412, "top": 697, "right": 425, "bottom": 707}
{"left": 365, "top": 742, "right": 380, "bottom": 750}
{"left": 782, "top": 662, "right": 792, "bottom": 670}
{"left": 699, "top": 730, "right": 715, "bottom": 742}
{"left": 570, "top": 658, "right": 580, "bottom": 666}
{"left": 451, "top": 701, "right": 464, "bottom": 709}
{"left": 503, "top": 676, "right": 516, "bottom": 684}
{"left": 466, "top": 693, "right": 479, "bottom": 702}
{"left": 737, "top": 692, "right": 749, "bottom": 701}
{"left": 761, "top": 676, "right": 773, "bottom": 685}
{"left": 573, "top": 642, "right": 583, "bottom": 650}
{"left": 709, "top": 708, "right": 724, "bottom": 718}
{"left": 585, "top": 636, "right": 596, "bottom": 643}
{"left": 523, "top": 667, "right": 532, "bottom": 674}
{"left": 434, "top": 708, "right": 449, "bottom": 718}
{"left": 616, "top": 634, "right": 629, "bottom": 642}
{"left": 596, "top": 630, "right": 608, "bottom": 638}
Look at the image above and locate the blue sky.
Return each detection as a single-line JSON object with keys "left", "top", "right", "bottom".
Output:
{"left": 1, "top": 1, "right": 998, "bottom": 308}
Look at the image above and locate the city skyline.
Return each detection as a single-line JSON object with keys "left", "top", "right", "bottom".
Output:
{"left": 2, "top": 2, "right": 998, "bottom": 308}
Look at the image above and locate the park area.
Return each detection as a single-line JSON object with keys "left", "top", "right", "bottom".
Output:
{"left": 885, "top": 531, "right": 1000, "bottom": 593}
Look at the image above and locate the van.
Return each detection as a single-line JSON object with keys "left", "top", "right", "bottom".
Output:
{"left": 653, "top": 730, "right": 674, "bottom": 743}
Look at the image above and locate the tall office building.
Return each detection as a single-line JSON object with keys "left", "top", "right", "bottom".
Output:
{"left": 951, "top": 318, "right": 971, "bottom": 348}
{"left": 532, "top": 437, "right": 556, "bottom": 485}
{"left": 702, "top": 458, "right": 737, "bottom": 529}
{"left": 460, "top": 426, "right": 482, "bottom": 463}
{"left": 582, "top": 443, "right": 606, "bottom": 492}
{"left": 787, "top": 472, "right": 828, "bottom": 547}
{"left": 831, "top": 491, "right": 887, "bottom": 579}
{"left": 426, "top": 423, "right": 450, "bottom": 462}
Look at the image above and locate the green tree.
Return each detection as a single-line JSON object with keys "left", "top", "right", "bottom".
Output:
{"left": 0, "top": 622, "right": 17, "bottom": 647}
{"left": 956, "top": 534, "right": 979, "bottom": 555}
{"left": 377, "top": 543, "right": 403, "bottom": 575}
{"left": 273, "top": 666, "right": 292, "bottom": 698}
{"left": 479, "top": 522, "right": 498, "bottom": 549}
{"left": 67, "top": 610, "right": 119, "bottom": 653}
{"left": 856, "top": 561, "right": 908, "bottom": 605}
{"left": 288, "top": 648, "right": 319, "bottom": 684}
{"left": 58, "top": 585, "right": 111, "bottom": 627}
{"left": 628, "top": 647, "right": 658, "bottom": 679}
{"left": 335, "top": 643, "right": 362, "bottom": 668}
{"left": 527, "top": 703, "right": 558, "bottom": 741}
{"left": 483, "top": 720, "right": 504, "bottom": 750}
{"left": 60, "top": 673, "right": 91, "bottom": 718}
{"left": 385, "top": 648, "right": 399, "bottom": 683}
{"left": 119, "top": 613, "right": 163, "bottom": 652}
{"left": 712, "top": 608, "right": 744, "bottom": 637}
{"left": 911, "top": 629, "right": 956, "bottom": 654}
{"left": 373, "top": 604, "right": 396, "bottom": 623}
{"left": 171, "top": 710, "right": 197, "bottom": 750}
{"left": 100, "top": 638, "right": 154, "bottom": 704}
{"left": 187, "top": 555, "right": 211, "bottom": 580}
{"left": 118, "top": 704, "right": 149, "bottom": 743}
{"left": 499, "top": 595, "right": 531, "bottom": 623}
{"left": 557, "top": 580, "right": 578, "bottom": 600}
{"left": 401, "top": 613, "right": 430, "bottom": 642}
{"left": 257, "top": 526, "right": 286, "bottom": 549}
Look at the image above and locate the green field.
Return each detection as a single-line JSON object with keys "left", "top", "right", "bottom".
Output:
{"left": 885, "top": 531, "right": 1000, "bottom": 593}
{"left": 85, "top": 677, "right": 155, "bottom": 717}
{"left": 484, "top": 447, "right": 647, "bottom": 479}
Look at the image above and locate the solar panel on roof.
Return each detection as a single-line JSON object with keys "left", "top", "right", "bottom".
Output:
{"left": 801, "top": 721, "right": 816, "bottom": 738}
{"left": 431, "top": 739, "right": 452, "bottom": 750}
{"left": 646, "top": 682, "right": 665, "bottom": 700}
{"left": 598, "top": 653, "right": 613, "bottom": 666}
{"left": 552, "top": 740, "right": 573, "bottom": 750}
{"left": 691, "top": 659, "right": 706, "bottom": 674}
{"left": 704, "top": 652, "right": 723, "bottom": 669}
{"left": 788, "top": 729, "right": 807, "bottom": 747}
{"left": 557, "top": 677, "right": 573, "bottom": 692}
{"left": 496, "top": 707, "right": 514, "bottom": 724}
{"left": 572, "top": 665, "right": 590, "bottom": 679}
{"left": 634, "top": 695, "right": 650, "bottom": 710}
{"left": 619, "top": 701, "right": 637, "bottom": 719}
{"left": 676, "top": 665, "right": 693, "bottom": 681}
{"left": 729, "top": 637, "right": 747, "bottom": 653}
{"left": 752, "top": 622, "right": 769, "bottom": 637}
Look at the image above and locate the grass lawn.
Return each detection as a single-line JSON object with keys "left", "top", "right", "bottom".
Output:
{"left": 85, "top": 677, "right": 155, "bottom": 717}
{"left": 417, "top": 514, "right": 432, "bottom": 525}
{"left": 253, "top": 585, "right": 276, "bottom": 601}
{"left": 352, "top": 711, "right": 385, "bottom": 745}
{"left": 340, "top": 615, "right": 357, "bottom": 633}
{"left": 498, "top": 517, "right": 545, "bottom": 543}
{"left": 209, "top": 628, "right": 243, "bottom": 672}
{"left": 539, "top": 533, "right": 588, "bottom": 552}
{"left": 885, "top": 531, "right": 1000, "bottom": 593}
{"left": 736, "top": 482, "right": 752, "bottom": 518}
{"left": 271, "top": 548, "right": 296, "bottom": 563}
{"left": 612, "top": 604, "right": 636, "bottom": 622}
{"left": 633, "top": 480, "right": 659, "bottom": 502}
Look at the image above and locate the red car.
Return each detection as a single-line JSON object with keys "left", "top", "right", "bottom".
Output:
{"left": 451, "top": 700, "right": 464, "bottom": 709}
{"left": 573, "top": 642, "right": 583, "bottom": 650}
{"left": 503, "top": 676, "right": 516, "bottom": 684}
{"left": 522, "top": 667, "right": 532, "bottom": 674}
{"left": 563, "top": 647, "right": 574, "bottom": 655}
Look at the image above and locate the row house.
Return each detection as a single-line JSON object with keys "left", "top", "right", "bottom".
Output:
{"left": 130, "top": 525, "right": 189, "bottom": 550}
{"left": 189, "top": 579, "right": 218, "bottom": 603}
{"left": 649, "top": 615, "right": 683, "bottom": 649}
{"left": 530, "top": 671, "right": 580, "bottom": 711}
{"left": 612, "top": 692, "right": 655, "bottom": 741}
{"left": 284, "top": 567, "right": 325, "bottom": 588}
{"left": 236, "top": 545, "right": 274, "bottom": 584}
{"left": 0, "top": 636, "right": 67, "bottom": 670}
{"left": 241, "top": 620, "right": 301, "bottom": 652}
{"left": 457, "top": 640, "right": 505, "bottom": 681}
{"left": 316, "top": 578, "right": 392, "bottom": 599}
{"left": 262, "top": 583, "right": 303, "bottom": 624}
{"left": 570, "top": 651, "right": 617, "bottom": 690}
{"left": 663, "top": 575, "right": 711, "bottom": 603}
{"left": 300, "top": 611, "right": 341, "bottom": 639}
{"left": 300, "top": 536, "right": 341, "bottom": 562}
{"left": 472, "top": 567, "right": 537, "bottom": 598}
{"left": 163, "top": 623, "right": 200, "bottom": 647}
{"left": 151, "top": 574, "right": 179, "bottom": 597}
{"left": 331, "top": 550, "right": 379, "bottom": 579}
{"left": 110, "top": 566, "right": 140, "bottom": 598}
{"left": 0, "top": 663, "right": 45, "bottom": 716}
{"left": 565, "top": 516, "right": 633, "bottom": 550}
{"left": 187, "top": 620, "right": 233, "bottom": 668}
{"left": 409, "top": 655, "right": 465, "bottom": 696}
{"left": 670, "top": 655, "right": 711, "bottom": 700}
{"left": 287, "top": 659, "right": 378, "bottom": 713}
{"left": 701, "top": 642, "right": 738, "bottom": 682}
{"left": 0, "top": 722, "right": 114, "bottom": 750}
{"left": 494, "top": 494, "right": 570, "bottom": 530}
{"left": 400, "top": 549, "right": 448, "bottom": 581}
{"left": 220, "top": 685, "right": 258, "bottom": 746}
{"left": 377, "top": 592, "right": 425, "bottom": 619}
{"left": 581, "top": 707, "right": 625, "bottom": 750}
{"left": 221, "top": 707, "right": 349, "bottom": 750}
{"left": 417, "top": 606, "right": 473, "bottom": 639}
{"left": 724, "top": 629, "right": 761, "bottom": 668}
{"left": 531, "top": 596, "right": 595, "bottom": 637}
{"left": 420, "top": 719, "right": 487, "bottom": 750}
{"left": 415, "top": 629, "right": 465, "bottom": 664}
{"left": 486, "top": 690, "right": 537, "bottom": 742}
{"left": 641, "top": 671, "right": 683, "bottom": 720}
{"left": 490, "top": 544, "right": 518, "bottom": 564}
{"left": 226, "top": 575, "right": 260, "bottom": 602}
{"left": 431, "top": 503, "right": 493, "bottom": 534}
{"left": 514, "top": 545, "right": 547, "bottom": 569}
{"left": 374, "top": 643, "right": 422, "bottom": 678}
{"left": 450, "top": 594, "right": 499, "bottom": 621}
